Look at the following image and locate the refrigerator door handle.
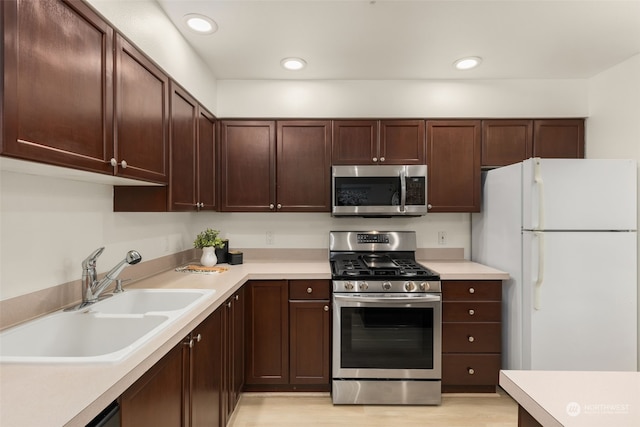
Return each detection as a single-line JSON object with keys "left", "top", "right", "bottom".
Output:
{"left": 533, "top": 158, "right": 545, "bottom": 230}
{"left": 534, "top": 231, "right": 545, "bottom": 310}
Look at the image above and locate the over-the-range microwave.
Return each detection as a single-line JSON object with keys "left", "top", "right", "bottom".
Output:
{"left": 332, "top": 165, "right": 428, "bottom": 217}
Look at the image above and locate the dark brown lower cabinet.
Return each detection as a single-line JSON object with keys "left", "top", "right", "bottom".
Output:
{"left": 244, "top": 280, "right": 331, "bottom": 392}
{"left": 221, "top": 288, "right": 244, "bottom": 427}
{"left": 120, "top": 309, "right": 224, "bottom": 427}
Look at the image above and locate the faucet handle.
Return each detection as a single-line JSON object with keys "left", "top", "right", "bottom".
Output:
{"left": 82, "top": 247, "right": 105, "bottom": 268}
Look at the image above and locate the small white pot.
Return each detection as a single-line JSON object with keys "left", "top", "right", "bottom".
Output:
{"left": 200, "top": 247, "right": 218, "bottom": 267}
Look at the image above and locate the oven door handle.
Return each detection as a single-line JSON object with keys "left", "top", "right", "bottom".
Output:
{"left": 333, "top": 294, "right": 441, "bottom": 303}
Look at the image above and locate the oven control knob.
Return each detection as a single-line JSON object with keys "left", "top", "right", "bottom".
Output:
{"left": 359, "top": 281, "right": 369, "bottom": 291}
{"left": 404, "top": 281, "right": 416, "bottom": 292}
{"left": 382, "top": 281, "right": 392, "bottom": 291}
{"left": 344, "top": 281, "right": 355, "bottom": 290}
{"left": 419, "top": 282, "right": 430, "bottom": 291}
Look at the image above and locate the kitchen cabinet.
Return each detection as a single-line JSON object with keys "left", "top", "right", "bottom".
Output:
{"left": 120, "top": 309, "right": 224, "bottom": 427}
{"left": 113, "top": 34, "right": 169, "bottom": 183}
{"left": 221, "top": 288, "right": 244, "bottom": 426}
{"left": 289, "top": 280, "right": 331, "bottom": 388}
{"left": 1, "top": 0, "right": 114, "bottom": 174}
{"left": 169, "top": 82, "right": 216, "bottom": 211}
{"left": 481, "top": 119, "right": 584, "bottom": 167}
{"left": 441, "top": 280, "right": 502, "bottom": 393}
{"left": 219, "top": 120, "right": 331, "bottom": 212}
{"left": 244, "top": 280, "right": 331, "bottom": 391}
{"left": 332, "top": 119, "right": 426, "bottom": 165}
{"left": 533, "top": 119, "right": 584, "bottom": 159}
{"left": 426, "top": 120, "right": 481, "bottom": 212}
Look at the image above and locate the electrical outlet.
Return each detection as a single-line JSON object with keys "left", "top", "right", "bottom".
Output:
{"left": 266, "top": 231, "right": 275, "bottom": 245}
{"left": 438, "top": 231, "right": 447, "bottom": 245}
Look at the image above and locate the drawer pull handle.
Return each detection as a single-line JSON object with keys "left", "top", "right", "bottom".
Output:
{"left": 468, "top": 309, "right": 475, "bottom": 316}
{"left": 468, "top": 336, "right": 475, "bottom": 343}
{"left": 307, "top": 287, "right": 313, "bottom": 294}
{"left": 468, "top": 287, "right": 475, "bottom": 294}
{"left": 468, "top": 368, "right": 475, "bottom": 375}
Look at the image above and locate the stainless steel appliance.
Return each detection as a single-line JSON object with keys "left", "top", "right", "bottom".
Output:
{"left": 330, "top": 231, "right": 442, "bottom": 405}
{"left": 332, "top": 165, "right": 428, "bottom": 217}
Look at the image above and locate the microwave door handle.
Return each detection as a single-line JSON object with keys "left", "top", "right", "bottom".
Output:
{"left": 400, "top": 169, "right": 406, "bottom": 212}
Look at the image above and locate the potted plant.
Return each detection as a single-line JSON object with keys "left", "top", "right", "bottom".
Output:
{"left": 194, "top": 228, "right": 225, "bottom": 266}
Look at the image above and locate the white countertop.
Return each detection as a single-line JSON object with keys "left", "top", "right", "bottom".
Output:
{"left": 0, "top": 259, "right": 506, "bottom": 426}
{"left": 500, "top": 370, "right": 640, "bottom": 427}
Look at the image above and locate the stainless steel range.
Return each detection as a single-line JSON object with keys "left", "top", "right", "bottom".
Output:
{"left": 330, "top": 231, "right": 442, "bottom": 405}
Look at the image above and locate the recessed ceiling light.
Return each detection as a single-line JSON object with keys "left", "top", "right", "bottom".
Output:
{"left": 281, "top": 57, "right": 307, "bottom": 71}
{"left": 454, "top": 56, "right": 482, "bottom": 70}
{"left": 183, "top": 13, "right": 218, "bottom": 34}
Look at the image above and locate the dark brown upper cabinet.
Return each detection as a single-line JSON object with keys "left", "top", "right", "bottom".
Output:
{"left": 427, "top": 120, "right": 481, "bottom": 213}
{"left": 482, "top": 120, "right": 533, "bottom": 167}
{"left": 114, "top": 34, "right": 169, "bottom": 183}
{"left": 332, "top": 119, "right": 425, "bottom": 165}
{"left": 533, "top": 119, "right": 584, "bottom": 159}
{"left": 1, "top": 0, "right": 114, "bottom": 174}
{"left": 219, "top": 120, "right": 331, "bottom": 212}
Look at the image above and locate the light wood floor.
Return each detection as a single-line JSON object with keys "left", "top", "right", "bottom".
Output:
{"left": 229, "top": 390, "right": 518, "bottom": 427}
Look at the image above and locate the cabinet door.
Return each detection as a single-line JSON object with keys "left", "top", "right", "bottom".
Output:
{"left": 114, "top": 34, "right": 169, "bottom": 183}
{"left": 481, "top": 120, "right": 533, "bottom": 167}
{"left": 379, "top": 120, "right": 426, "bottom": 165}
{"left": 197, "top": 107, "right": 216, "bottom": 210}
{"left": 244, "top": 281, "right": 289, "bottom": 385}
{"left": 331, "top": 120, "right": 378, "bottom": 165}
{"left": 1, "top": 0, "right": 114, "bottom": 174}
{"left": 231, "top": 288, "right": 245, "bottom": 408}
{"left": 191, "top": 310, "right": 223, "bottom": 427}
{"left": 426, "top": 120, "right": 481, "bottom": 212}
{"left": 120, "top": 343, "right": 186, "bottom": 427}
{"left": 289, "top": 300, "right": 330, "bottom": 385}
{"left": 169, "top": 82, "right": 197, "bottom": 211}
{"left": 220, "top": 121, "right": 275, "bottom": 211}
{"left": 277, "top": 120, "right": 332, "bottom": 212}
{"left": 533, "top": 119, "right": 584, "bottom": 159}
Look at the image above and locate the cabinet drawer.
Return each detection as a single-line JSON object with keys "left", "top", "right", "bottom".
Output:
{"left": 442, "top": 281, "right": 501, "bottom": 301}
{"left": 443, "top": 302, "right": 501, "bottom": 322}
{"left": 442, "top": 323, "right": 501, "bottom": 353}
{"left": 442, "top": 354, "right": 501, "bottom": 386}
{"left": 289, "top": 280, "right": 331, "bottom": 300}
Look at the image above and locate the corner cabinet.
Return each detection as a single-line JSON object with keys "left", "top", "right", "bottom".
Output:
{"left": 441, "top": 280, "right": 502, "bottom": 393}
{"left": 1, "top": 0, "right": 114, "bottom": 174}
{"left": 244, "top": 280, "right": 331, "bottom": 391}
{"left": 426, "top": 120, "right": 481, "bottom": 212}
{"left": 219, "top": 120, "right": 331, "bottom": 212}
{"left": 332, "top": 119, "right": 425, "bottom": 165}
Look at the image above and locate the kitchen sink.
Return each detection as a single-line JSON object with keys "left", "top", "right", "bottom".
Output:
{"left": 91, "top": 289, "right": 212, "bottom": 314}
{"left": 0, "top": 288, "right": 215, "bottom": 364}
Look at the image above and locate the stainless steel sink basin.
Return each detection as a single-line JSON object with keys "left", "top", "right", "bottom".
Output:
{"left": 91, "top": 289, "right": 211, "bottom": 314}
{"left": 0, "top": 288, "right": 215, "bottom": 364}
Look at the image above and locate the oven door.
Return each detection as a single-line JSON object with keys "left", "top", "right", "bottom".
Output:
{"left": 332, "top": 293, "right": 441, "bottom": 380}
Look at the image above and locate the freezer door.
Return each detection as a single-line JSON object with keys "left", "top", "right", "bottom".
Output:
{"left": 522, "top": 158, "right": 637, "bottom": 231}
{"left": 522, "top": 230, "right": 637, "bottom": 371}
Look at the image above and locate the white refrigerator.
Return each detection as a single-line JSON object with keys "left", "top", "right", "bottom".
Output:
{"left": 471, "top": 158, "right": 637, "bottom": 371}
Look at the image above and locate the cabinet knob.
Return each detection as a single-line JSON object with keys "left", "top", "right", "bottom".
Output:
{"left": 372, "top": 157, "right": 378, "bottom": 162}
{"left": 427, "top": 204, "right": 433, "bottom": 210}
{"left": 468, "top": 287, "right": 475, "bottom": 294}
{"left": 194, "top": 333, "right": 202, "bottom": 343}
{"left": 277, "top": 203, "right": 282, "bottom": 209}
{"left": 269, "top": 203, "right": 274, "bottom": 210}
{"left": 307, "top": 287, "right": 313, "bottom": 294}
{"left": 468, "top": 309, "right": 475, "bottom": 316}
{"left": 183, "top": 337, "right": 194, "bottom": 348}
{"left": 379, "top": 157, "right": 385, "bottom": 162}
{"left": 227, "top": 301, "right": 232, "bottom": 308}
{"left": 109, "top": 158, "right": 127, "bottom": 169}
{"left": 235, "top": 294, "right": 239, "bottom": 301}
{"left": 468, "top": 335, "right": 475, "bottom": 343}
{"left": 324, "top": 305, "right": 329, "bottom": 311}
{"left": 468, "top": 368, "right": 475, "bottom": 375}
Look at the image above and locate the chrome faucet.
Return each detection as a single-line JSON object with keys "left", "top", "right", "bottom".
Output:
{"left": 77, "top": 247, "right": 142, "bottom": 308}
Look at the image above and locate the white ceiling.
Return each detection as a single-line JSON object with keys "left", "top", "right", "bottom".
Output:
{"left": 156, "top": 0, "right": 640, "bottom": 80}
